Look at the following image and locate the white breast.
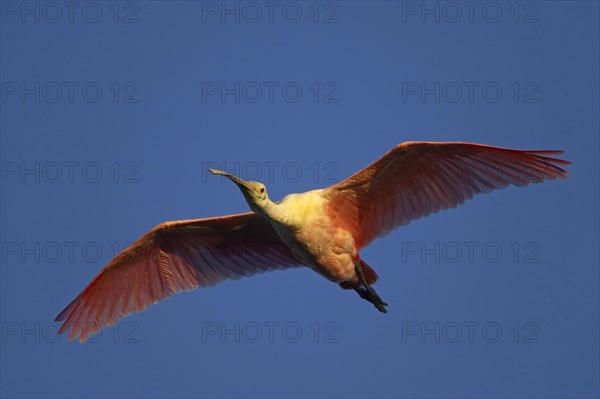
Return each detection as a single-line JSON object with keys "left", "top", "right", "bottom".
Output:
{"left": 266, "top": 189, "right": 357, "bottom": 282}
{"left": 277, "top": 189, "right": 327, "bottom": 228}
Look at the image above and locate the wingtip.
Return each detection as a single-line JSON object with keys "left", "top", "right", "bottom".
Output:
{"left": 54, "top": 308, "right": 68, "bottom": 323}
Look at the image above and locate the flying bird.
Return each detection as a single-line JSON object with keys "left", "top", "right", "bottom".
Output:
{"left": 56, "top": 141, "right": 570, "bottom": 342}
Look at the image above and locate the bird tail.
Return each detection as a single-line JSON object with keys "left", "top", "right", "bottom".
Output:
{"left": 360, "top": 259, "right": 379, "bottom": 285}
{"left": 339, "top": 259, "right": 379, "bottom": 289}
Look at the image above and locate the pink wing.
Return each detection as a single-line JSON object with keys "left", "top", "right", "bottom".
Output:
{"left": 324, "top": 141, "right": 571, "bottom": 248}
{"left": 55, "top": 212, "right": 302, "bottom": 342}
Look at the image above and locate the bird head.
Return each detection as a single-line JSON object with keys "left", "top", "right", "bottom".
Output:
{"left": 209, "top": 169, "right": 269, "bottom": 212}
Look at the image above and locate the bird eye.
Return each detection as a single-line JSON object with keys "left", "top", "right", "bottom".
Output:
{"left": 260, "top": 187, "right": 265, "bottom": 193}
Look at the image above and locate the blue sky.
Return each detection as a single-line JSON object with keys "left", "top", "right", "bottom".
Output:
{"left": 1, "top": 1, "right": 598, "bottom": 398}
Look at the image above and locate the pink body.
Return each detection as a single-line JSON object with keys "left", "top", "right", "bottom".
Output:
{"left": 55, "top": 141, "right": 571, "bottom": 342}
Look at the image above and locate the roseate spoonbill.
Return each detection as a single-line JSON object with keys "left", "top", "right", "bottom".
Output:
{"left": 56, "top": 141, "right": 570, "bottom": 342}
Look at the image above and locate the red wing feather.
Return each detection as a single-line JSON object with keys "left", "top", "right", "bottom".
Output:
{"left": 55, "top": 212, "right": 302, "bottom": 342}
{"left": 325, "top": 142, "right": 570, "bottom": 248}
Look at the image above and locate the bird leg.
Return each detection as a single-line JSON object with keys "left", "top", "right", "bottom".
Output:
{"left": 353, "top": 263, "right": 388, "bottom": 313}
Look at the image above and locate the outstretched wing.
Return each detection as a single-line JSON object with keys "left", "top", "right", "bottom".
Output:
{"left": 324, "top": 141, "right": 571, "bottom": 248}
{"left": 56, "top": 212, "right": 302, "bottom": 342}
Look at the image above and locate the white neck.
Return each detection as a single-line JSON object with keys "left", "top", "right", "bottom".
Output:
{"left": 253, "top": 198, "right": 285, "bottom": 223}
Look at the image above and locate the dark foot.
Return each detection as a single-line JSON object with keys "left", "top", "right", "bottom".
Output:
{"left": 353, "top": 261, "right": 388, "bottom": 313}
{"left": 354, "top": 286, "right": 388, "bottom": 313}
